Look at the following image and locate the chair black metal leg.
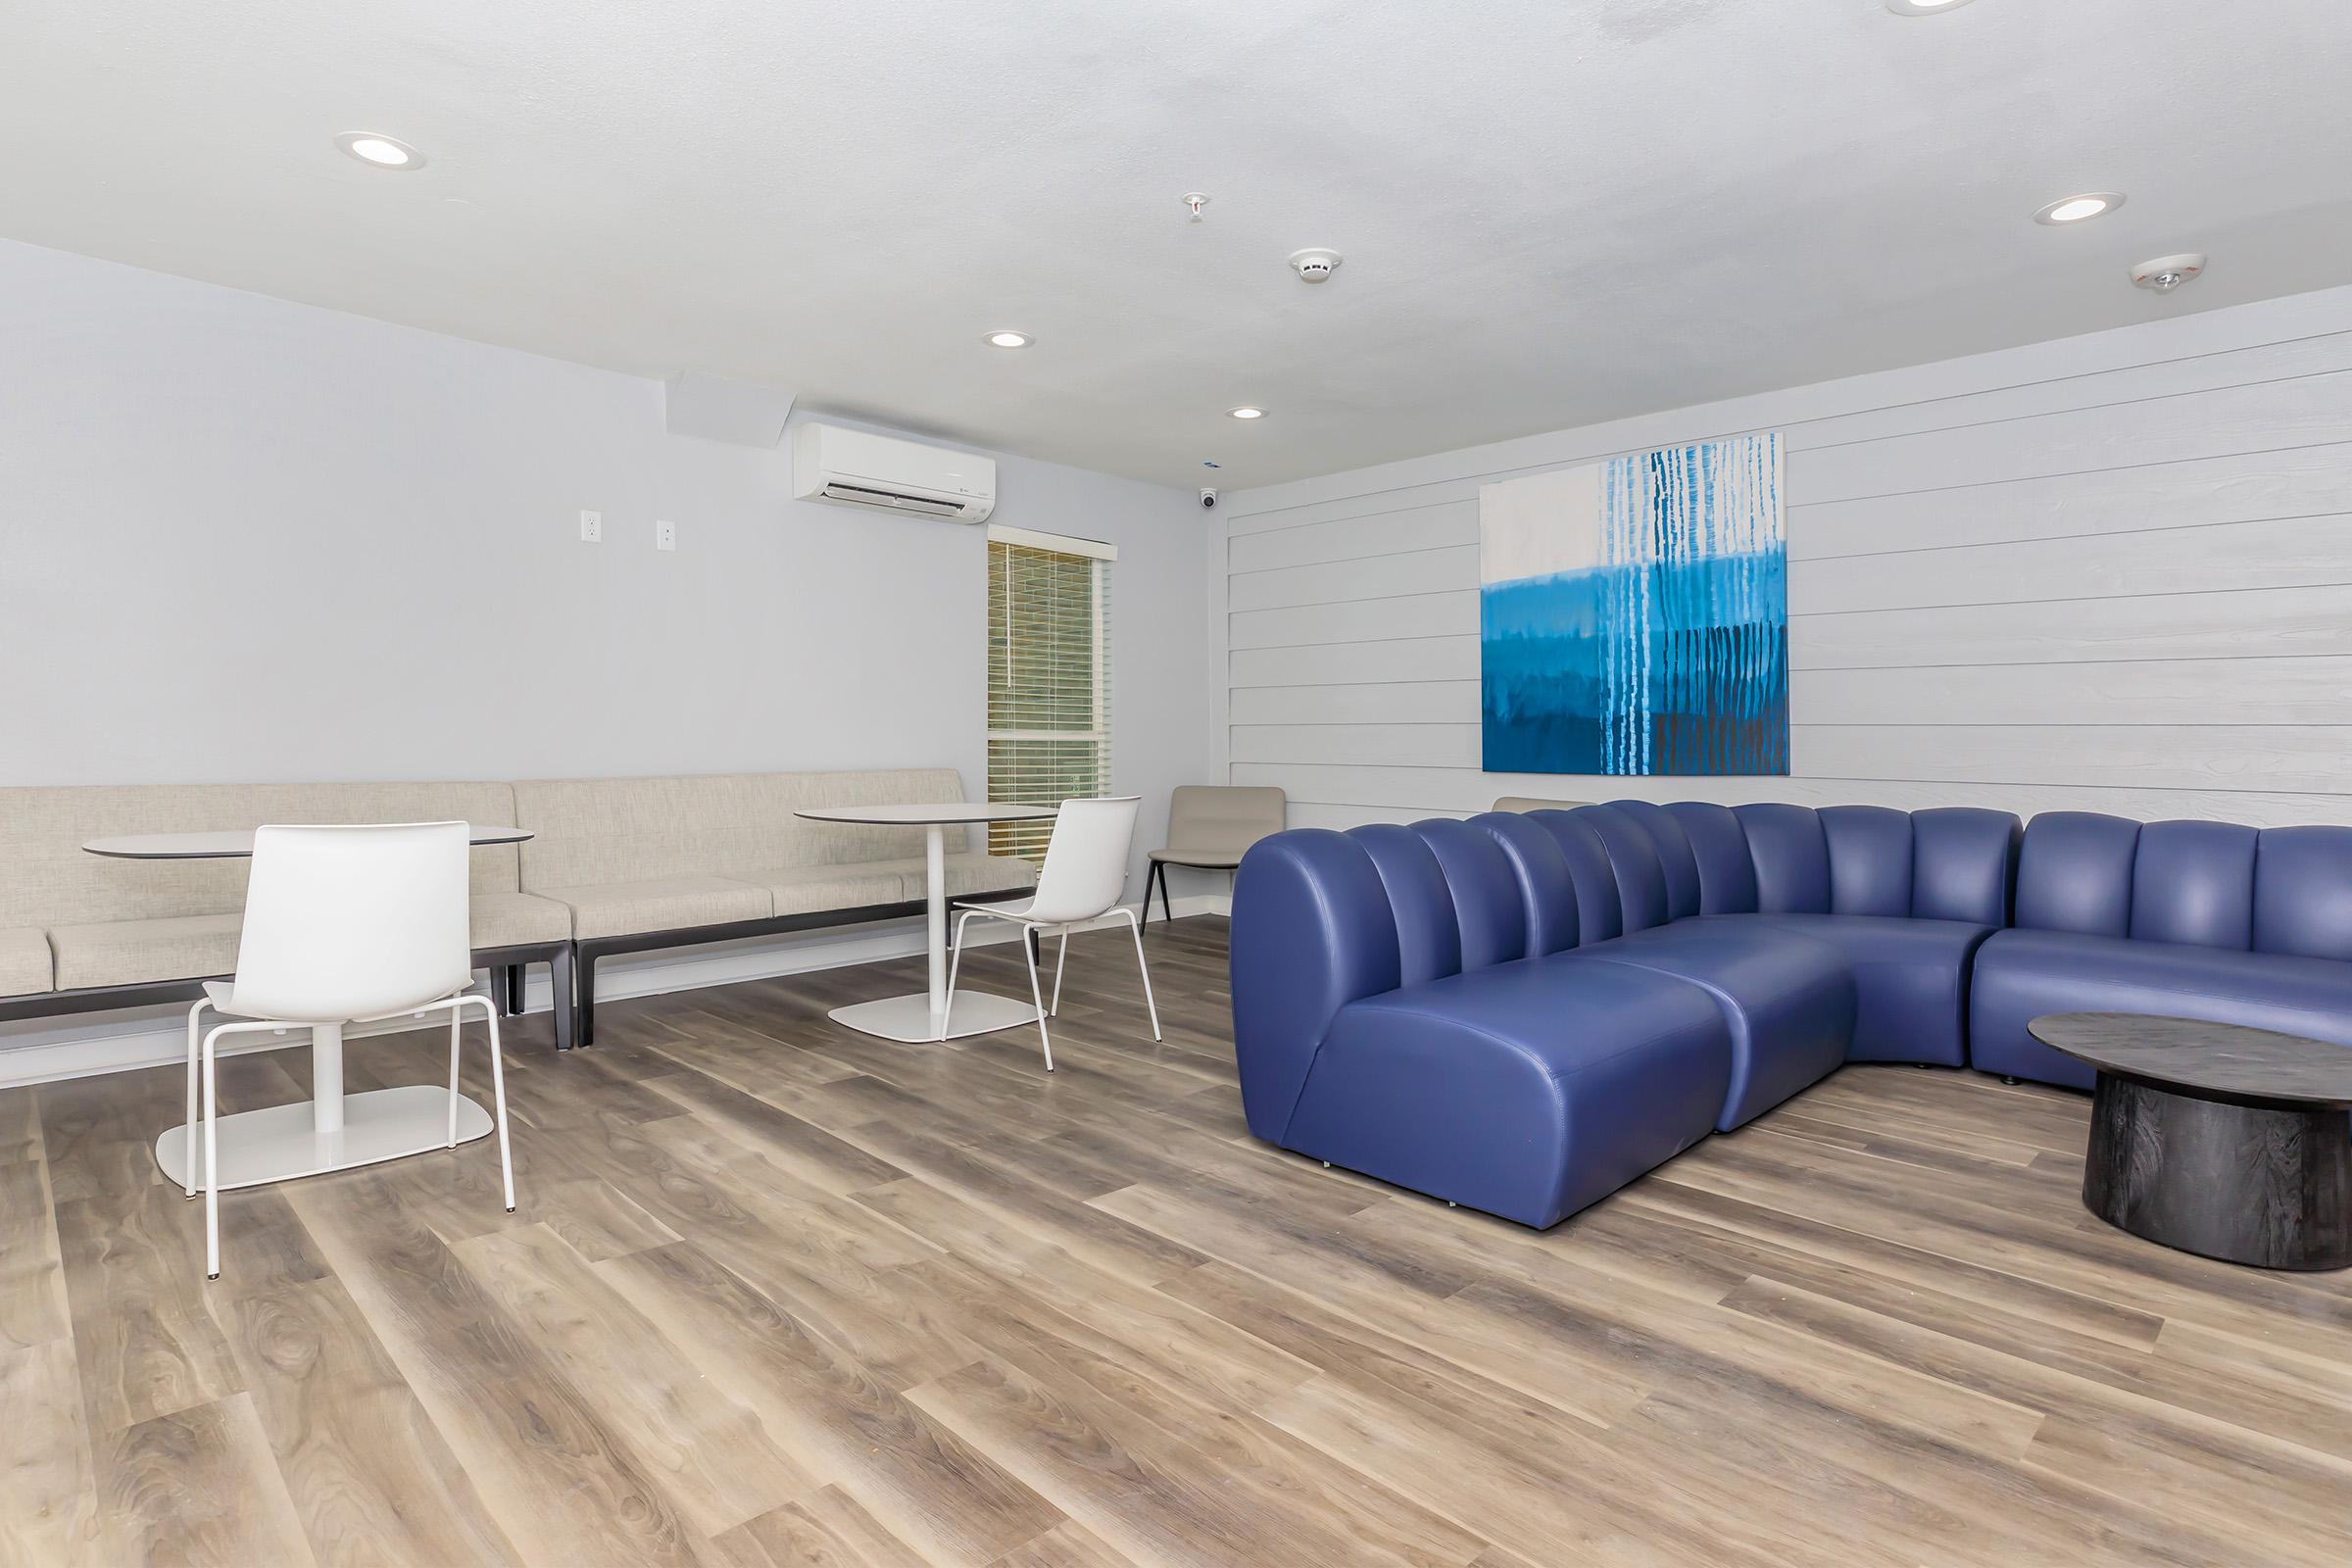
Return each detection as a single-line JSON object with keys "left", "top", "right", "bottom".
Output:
{"left": 501, "top": 965, "right": 525, "bottom": 1015}
{"left": 550, "top": 945, "right": 576, "bottom": 1052}
{"left": 1157, "top": 861, "right": 1175, "bottom": 925}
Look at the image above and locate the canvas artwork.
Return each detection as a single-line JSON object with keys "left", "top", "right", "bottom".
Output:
{"left": 1479, "top": 433, "right": 1788, "bottom": 776}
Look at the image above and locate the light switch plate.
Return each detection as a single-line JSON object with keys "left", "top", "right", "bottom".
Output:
{"left": 656, "top": 518, "right": 677, "bottom": 552}
{"left": 578, "top": 510, "right": 603, "bottom": 543}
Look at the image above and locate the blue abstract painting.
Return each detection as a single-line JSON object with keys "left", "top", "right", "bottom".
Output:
{"left": 1480, "top": 433, "right": 1788, "bottom": 776}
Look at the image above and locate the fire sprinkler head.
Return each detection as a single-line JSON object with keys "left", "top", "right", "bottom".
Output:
{"left": 2132, "top": 252, "right": 2207, "bottom": 293}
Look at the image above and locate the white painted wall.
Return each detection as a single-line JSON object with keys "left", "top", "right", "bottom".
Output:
{"left": 1216, "top": 284, "right": 2352, "bottom": 832}
{"left": 0, "top": 238, "right": 1218, "bottom": 1076}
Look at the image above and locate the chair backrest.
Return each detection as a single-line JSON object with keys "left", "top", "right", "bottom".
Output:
{"left": 1164, "top": 785, "right": 1287, "bottom": 861}
{"left": 228, "top": 822, "right": 472, "bottom": 1022}
{"left": 1028, "top": 797, "right": 1143, "bottom": 924}
{"left": 1491, "top": 795, "right": 1592, "bottom": 814}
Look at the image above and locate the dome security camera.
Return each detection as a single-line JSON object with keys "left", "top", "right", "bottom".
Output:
{"left": 1200, "top": 487, "right": 1218, "bottom": 510}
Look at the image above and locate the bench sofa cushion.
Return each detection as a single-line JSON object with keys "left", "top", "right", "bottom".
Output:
{"left": 762, "top": 853, "right": 1039, "bottom": 914}
{"left": 48, "top": 894, "right": 575, "bottom": 992}
{"left": 543, "top": 877, "right": 773, "bottom": 941}
{"left": 1579, "top": 920, "right": 1855, "bottom": 1130}
{"left": 1286, "top": 952, "right": 1731, "bottom": 1228}
{"left": 942, "top": 851, "right": 1038, "bottom": 899}
{"left": 467, "top": 892, "right": 574, "bottom": 949}
{"left": 51, "top": 912, "right": 240, "bottom": 990}
{"left": 0, "top": 928, "right": 54, "bottom": 996}
{"left": 760, "top": 865, "right": 916, "bottom": 917}
{"left": 1972, "top": 927, "right": 2352, "bottom": 1090}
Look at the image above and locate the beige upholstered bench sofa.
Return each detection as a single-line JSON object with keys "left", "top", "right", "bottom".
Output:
{"left": 0, "top": 767, "right": 1037, "bottom": 1056}
{"left": 0, "top": 781, "right": 577, "bottom": 1045}
{"left": 514, "top": 767, "right": 1036, "bottom": 1045}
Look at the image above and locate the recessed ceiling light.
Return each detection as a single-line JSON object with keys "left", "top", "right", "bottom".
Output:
{"left": 984, "top": 330, "right": 1033, "bottom": 349}
{"left": 1228, "top": 407, "right": 1266, "bottom": 420}
{"left": 1885, "top": 0, "right": 1977, "bottom": 13}
{"left": 2034, "top": 191, "right": 2125, "bottom": 224}
{"left": 336, "top": 132, "right": 425, "bottom": 170}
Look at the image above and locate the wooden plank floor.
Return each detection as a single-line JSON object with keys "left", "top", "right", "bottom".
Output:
{"left": 4, "top": 914, "right": 2347, "bottom": 1566}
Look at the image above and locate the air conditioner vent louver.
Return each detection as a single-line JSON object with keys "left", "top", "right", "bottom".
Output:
{"left": 792, "top": 422, "right": 997, "bottom": 524}
{"left": 818, "top": 481, "right": 966, "bottom": 517}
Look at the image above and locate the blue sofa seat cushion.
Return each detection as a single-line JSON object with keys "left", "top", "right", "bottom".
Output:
{"left": 1971, "top": 928, "right": 2352, "bottom": 1090}
{"left": 1703, "top": 913, "right": 1995, "bottom": 1068}
{"left": 1286, "top": 954, "right": 1732, "bottom": 1229}
{"left": 1578, "top": 921, "right": 1856, "bottom": 1130}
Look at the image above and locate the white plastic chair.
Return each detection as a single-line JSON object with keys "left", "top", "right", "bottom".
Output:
{"left": 182, "top": 821, "right": 515, "bottom": 1280}
{"left": 943, "top": 796, "right": 1159, "bottom": 1070}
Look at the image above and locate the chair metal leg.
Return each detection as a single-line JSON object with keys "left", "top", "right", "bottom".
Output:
{"left": 1120, "top": 907, "right": 1161, "bottom": 1041}
{"left": 1051, "top": 927, "right": 1068, "bottom": 1016}
{"left": 446, "top": 1004, "right": 464, "bottom": 1149}
{"left": 468, "top": 995, "right": 517, "bottom": 1213}
{"left": 183, "top": 1002, "right": 204, "bottom": 1199}
{"left": 201, "top": 1026, "right": 222, "bottom": 1281}
{"left": 944, "top": 909, "right": 982, "bottom": 1037}
{"left": 1020, "top": 928, "right": 1054, "bottom": 1071}
{"left": 1157, "top": 862, "right": 1175, "bottom": 925}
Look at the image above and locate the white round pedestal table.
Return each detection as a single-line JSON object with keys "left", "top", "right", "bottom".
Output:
{"left": 796, "top": 802, "right": 1058, "bottom": 1043}
{"left": 81, "top": 824, "right": 531, "bottom": 1191}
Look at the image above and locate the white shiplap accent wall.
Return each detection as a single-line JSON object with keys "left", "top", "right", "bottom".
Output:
{"left": 1217, "top": 286, "right": 2352, "bottom": 833}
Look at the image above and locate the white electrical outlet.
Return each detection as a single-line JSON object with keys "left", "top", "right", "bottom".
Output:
{"left": 578, "top": 510, "right": 603, "bottom": 543}
{"left": 656, "top": 518, "right": 677, "bottom": 552}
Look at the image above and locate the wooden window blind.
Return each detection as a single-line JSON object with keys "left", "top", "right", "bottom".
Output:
{"left": 987, "top": 529, "right": 1112, "bottom": 860}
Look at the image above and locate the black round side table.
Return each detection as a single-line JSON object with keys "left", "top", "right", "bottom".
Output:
{"left": 2030, "top": 1012, "right": 2352, "bottom": 1271}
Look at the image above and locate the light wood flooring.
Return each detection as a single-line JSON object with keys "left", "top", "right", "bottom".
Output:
{"left": 3, "top": 915, "right": 2348, "bottom": 1566}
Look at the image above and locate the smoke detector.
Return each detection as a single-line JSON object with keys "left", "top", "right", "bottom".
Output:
{"left": 1288, "top": 247, "right": 1342, "bottom": 283}
{"left": 2132, "top": 253, "right": 2207, "bottom": 293}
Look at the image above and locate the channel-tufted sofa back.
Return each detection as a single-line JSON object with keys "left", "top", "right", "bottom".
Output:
{"left": 2012, "top": 811, "right": 2352, "bottom": 960}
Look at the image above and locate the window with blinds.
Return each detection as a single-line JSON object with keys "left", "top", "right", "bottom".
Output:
{"left": 987, "top": 526, "right": 1114, "bottom": 860}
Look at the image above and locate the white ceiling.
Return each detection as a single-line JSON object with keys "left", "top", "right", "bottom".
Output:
{"left": 5, "top": 0, "right": 2348, "bottom": 487}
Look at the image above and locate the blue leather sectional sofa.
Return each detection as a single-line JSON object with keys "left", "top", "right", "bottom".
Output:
{"left": 1229, "top": 802, "right": 2352, "bottom": 1229}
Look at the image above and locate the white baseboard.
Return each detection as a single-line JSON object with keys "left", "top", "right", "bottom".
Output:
{"left": 0, "top": 892, "right": 1232, "bottom": 1091}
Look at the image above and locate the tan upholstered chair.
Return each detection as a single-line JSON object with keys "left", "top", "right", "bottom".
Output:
{"left": 1144, "top": 786, "right": 1286, "bottom": 928}
{"left": 1492, "top": 795, "right": 1592, "bottom": 813}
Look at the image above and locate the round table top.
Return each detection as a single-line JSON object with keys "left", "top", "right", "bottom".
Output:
{"left": 82, "top": 824, "right": 533, "bottom": 859}
{"left": 2028, "top": 1011, "right": 2352, "bottom": 1107}
{"left": 794, "top": 802, "right": 1060, "bottom": 826}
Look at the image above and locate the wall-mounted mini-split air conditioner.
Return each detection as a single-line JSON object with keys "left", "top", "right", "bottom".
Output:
{"left": 790, "top": 421, "right": 997, "bottom": 523}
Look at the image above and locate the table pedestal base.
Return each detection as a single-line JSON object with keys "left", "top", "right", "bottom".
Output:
{"left": 155, "top": 1085, "right": 494, "bottom": 1193}
{"left": 2085, "top": 1070, "right": 2352, "bottom": 1270}
{"left": 828, "top": 991, "right": 1042, "bottom": 1044}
